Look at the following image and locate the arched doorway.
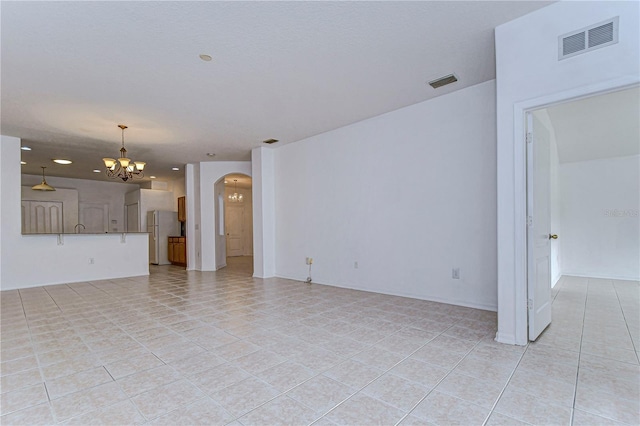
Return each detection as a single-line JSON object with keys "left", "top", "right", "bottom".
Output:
{"left": 221, "top": 173, "right": 253, "bottom": 275}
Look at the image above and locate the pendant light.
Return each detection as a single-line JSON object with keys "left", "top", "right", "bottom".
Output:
{"left": 228, "top": 179, "right": 244, "bottom": 203}
{"left": 103, "top": 124, "right": 146, "bottom": 182}
{"left": 32, "top": 166, "right": 55, "bottom": 191}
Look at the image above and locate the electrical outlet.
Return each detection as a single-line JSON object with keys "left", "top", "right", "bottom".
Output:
{"left": 452, "top": 267, "right": 460, "bottom": 279}
{"left": 89, "top": 258, "right": 95, "bottom": 265}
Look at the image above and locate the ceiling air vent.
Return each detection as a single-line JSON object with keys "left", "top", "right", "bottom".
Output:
{"left": 559, "top": 17, "right": 618, "bottom": 60}
{"left": 263, "top": 138, "right": 279, "bottom": 144}
{"left": 428, "top": 74, "right": 458, "bottom": 89}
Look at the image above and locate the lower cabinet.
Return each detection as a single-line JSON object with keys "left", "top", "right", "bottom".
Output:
{"left": 168, "top": 237, "right": 186, "bottom": 266}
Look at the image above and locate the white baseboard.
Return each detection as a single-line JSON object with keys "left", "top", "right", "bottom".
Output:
{"left": 495, "top": 331, "right": 526, "bottom": 346}
{"left": 562, "top": 272, "right": 640, "bottom": 281}
{"left": 274, "top": 274, "right": 497, "bottom": 312}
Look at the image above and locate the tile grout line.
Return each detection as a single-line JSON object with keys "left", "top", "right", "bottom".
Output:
{"left": 394, "top": 337, "right": 490, "bottom": 426}
{"left": 611, "top": 279, "right": 640, "bottom": 363}
{"left": 479, "top": 343, "right": 530, "bottom": 426}
{"left": 568, "top": 276, "right": 590, "bottom": 426}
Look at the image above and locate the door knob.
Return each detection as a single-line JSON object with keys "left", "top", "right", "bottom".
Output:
{"left": 549, "top": 234, "right": 558, "bottom": 240}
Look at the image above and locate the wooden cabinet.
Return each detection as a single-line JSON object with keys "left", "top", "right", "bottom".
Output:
{"left": 177, "top": 196, "right": 186, "bottom": 222}
{"left": 168, "top": 236, "right": 186, "bottom": 266}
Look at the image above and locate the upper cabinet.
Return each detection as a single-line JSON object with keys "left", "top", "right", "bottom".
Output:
{"left": 178, "top": 196, "right": 186, "bottom": 222}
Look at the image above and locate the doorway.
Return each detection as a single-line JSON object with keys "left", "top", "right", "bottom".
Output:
{"left": 223, "top": 174, "right": 253, "bottom": 275}
{"left": 526, "top": 86, "right": 640, "bottom": 341}
{"left": 125, "top": 202, "right": 139, "bottom": 232}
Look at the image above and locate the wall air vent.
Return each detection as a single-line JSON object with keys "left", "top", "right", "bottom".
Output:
{"left": 428, "top": 74, "right": 458, "bottom": 89}
{"left": 559, "top": 17, "right": 618, "bottom": 60}
{"left": 263, "top": 138, "right": 279, "bottom": 144}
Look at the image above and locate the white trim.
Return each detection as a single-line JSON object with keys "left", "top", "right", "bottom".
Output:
{"left": 275, "top": 274, "right": 498, "bottom": 312}
{"left": 495, "top": 332, "right": 520, "bottom": 346}
{"left": 561, "top": 272, "right": 640, "bottom": 281}
{"left": 510, "top": 76, "right": 640, "bottom": 345}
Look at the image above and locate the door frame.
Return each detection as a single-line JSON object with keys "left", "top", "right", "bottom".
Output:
{"left": 508, "top": 77, "right": 639, "bottom": 344}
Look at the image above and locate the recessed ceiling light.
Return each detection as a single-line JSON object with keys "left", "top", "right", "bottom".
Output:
{"left": 53, "top": 159, "right": 72, "bottom": 165}
{"left": 263, "top": 138, "right": 279, "bottom": 144}
{"left": 92, "top": 169, "right": 101, "bottom": 173}
{"left": 21, "top": 146, "right": 31, "bottom": 151}
{"left": 199, "top": 54, "right": 212, "bottom": 62}
{"left": 21, "top": 161, "right": 26, "bottom": 165}
{"left": 150, "top": 176, "right": 157, "bottom": 179}
{"left": 172, "top": 167, "right": 179, "bottom": 171}
{"left": 206, "top": 153, "right": 216, "bottom": 157}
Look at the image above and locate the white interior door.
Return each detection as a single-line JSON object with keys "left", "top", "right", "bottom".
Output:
{"left": 21, "top": 200, "right": 63, "bottom": 234}
{"left": 527, "top": 113, "right": 553, "bottom": 341}
{"left": 226, "top": 204, "right": 244, "bottom": 257}
{"left": 80, "top": 203, "right": 108, "bottom": 233}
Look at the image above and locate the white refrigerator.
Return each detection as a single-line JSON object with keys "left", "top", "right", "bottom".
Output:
{"left": 147, "top": 211, "right": 180, "bottom": 265}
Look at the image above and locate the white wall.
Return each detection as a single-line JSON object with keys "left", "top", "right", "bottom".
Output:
{"left": 252, "top": 147, "right": 276, "bottom": 278}
{"left": 185, "top": 163, "right": 201, "bottom": 270}
{"left": 1, "top": 136, "right": 149, "bottom": 290}
{"left": 496, "top": 1, "right": 640, "bottom": 344}
{"left": 214, "top": 178, "right": 226, "bottom": 269}
{"left": 172, "top": 177, "right": 186, "bottom": 200}
{"left": 22, "top": 174, "right": 136, "bottom": 232}
{"left": 560, "top": 155, "right": 639, "bottom": 280}
{"left": 273, "top": 80, "right": 497, "bottom": 311}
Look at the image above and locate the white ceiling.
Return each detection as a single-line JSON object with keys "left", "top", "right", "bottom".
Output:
{"left": 544, "top": 87, "right": 640, "bottom": 163}
{"left": 2, "top": 1, "right": 550, "bottom": 183}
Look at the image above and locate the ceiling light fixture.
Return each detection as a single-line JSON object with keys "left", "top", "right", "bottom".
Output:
{"left": 21, "top": 146, "right": 31, "bottom": 151}
{"left": 32, "top": 166, "right": 55, "bottom": 191}
{"left": 53, "top": 159, "right": 72, "bottom": 165}
{"left": 263, "top": 138, "right": 279, "bottom": 144}
{"left": 21, "top": 161, "right": 26, "bottom": 165}
{"left": 228, "top": 179, "right": 243, "bottom": 203}
{"left": 199, "top": 54, "right": 212, "bottom": 62}
{"left": 172, "top": 167, "right": 179, "bottom": 171}
{"left": 150, "top": 176, "right": 156, "bottom": 179}
{"left": 206, "top": 153, "right": 216, "bottom": 157}
{"left": 103, "top": 124, "right": 146, "bottom": 182}
{"left": 92, "top": 169, "right": 100, "bottom": 173}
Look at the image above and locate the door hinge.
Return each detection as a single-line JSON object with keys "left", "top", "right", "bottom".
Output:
{"left": 526, "top": 132, "right": 533, "bottom": 144}
{"left": 527, "top": 216, "right": 533, "bottom": 226}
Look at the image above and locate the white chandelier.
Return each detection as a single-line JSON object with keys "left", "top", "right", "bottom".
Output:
{"left": 228, "top": 179, "right": 243, "bottom": 203}
{"left": 102, "top": 124, "right": 146, "bottom": 182}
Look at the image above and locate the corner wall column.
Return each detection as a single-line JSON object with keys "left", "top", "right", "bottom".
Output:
{"left": 252, "top": 147, "right": 275, "bottom": 278}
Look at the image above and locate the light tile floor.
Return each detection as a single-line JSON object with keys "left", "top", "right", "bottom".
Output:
{"left": 1, "top": 260, "right": 638, "bottom": 425}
